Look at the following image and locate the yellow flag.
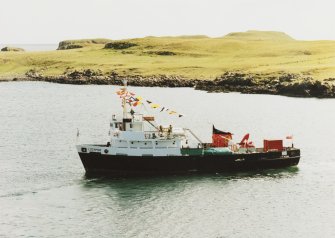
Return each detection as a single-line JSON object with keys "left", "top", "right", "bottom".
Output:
{"left": 151, "top": 103, "right": 160, "bottom": 109}
{"left": 116, "top": 90, "right": 125, "bottom": 95}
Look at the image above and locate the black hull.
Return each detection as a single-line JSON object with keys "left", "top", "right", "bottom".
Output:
{"left": 78, "top": 149, "right": 300, "bottom": 176}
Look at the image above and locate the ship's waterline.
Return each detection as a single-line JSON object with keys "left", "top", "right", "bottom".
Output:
{"left": 1, "top": 82, "right": 335, "bottom": 237}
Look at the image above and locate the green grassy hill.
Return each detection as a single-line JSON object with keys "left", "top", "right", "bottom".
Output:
{"left": 0, "top": 31, "right": 334, "bottom": 80}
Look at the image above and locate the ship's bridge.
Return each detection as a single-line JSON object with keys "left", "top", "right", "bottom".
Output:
{"left": 110, "top": 113, "right": 148, "bottom": 133}
{"left": 110, "top": 113, "right": 185, "bottom": 139}
{"left": 106, "top": 113, "right": 189, "bottom": 156}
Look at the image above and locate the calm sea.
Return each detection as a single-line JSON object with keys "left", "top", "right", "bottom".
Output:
{"left": 1, "top": 82, "right": 334, "bottom": 237}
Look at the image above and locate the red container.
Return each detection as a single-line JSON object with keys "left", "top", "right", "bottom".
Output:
{"left": 264, "top": 140, "right": 283, "bottom": 152}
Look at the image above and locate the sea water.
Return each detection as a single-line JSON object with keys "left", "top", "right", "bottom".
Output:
{"left": 1, "top": 82, "right": 334, "bottom": 237}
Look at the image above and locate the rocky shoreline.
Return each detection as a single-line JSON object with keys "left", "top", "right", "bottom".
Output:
{"left": 4, "top": 69, "right": 335, "bottom": 98}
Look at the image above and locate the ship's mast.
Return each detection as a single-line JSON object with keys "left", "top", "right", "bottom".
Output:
{"left": 122, "top": 79, "right": 128, "bottom": 119}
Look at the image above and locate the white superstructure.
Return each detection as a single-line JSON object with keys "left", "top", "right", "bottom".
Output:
{"left": 77, "top": 113, "right": 188, "bottom": 157}
{"left": 77, "top": 80, "right": 192, "bottom": 157}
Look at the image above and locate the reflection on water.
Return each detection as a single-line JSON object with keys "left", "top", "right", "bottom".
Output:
{"left": 83, "top": 166, "right": 300, "bottom": 191}
{"left": 77, "top": 167, "right": 303, "bottom": 238}
{"left": 81, "top": 167, "right": 300, "bottom": 210}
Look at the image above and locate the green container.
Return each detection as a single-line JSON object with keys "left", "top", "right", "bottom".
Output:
{"left": 203, "top": 147, "right": 233, "bottom": 155}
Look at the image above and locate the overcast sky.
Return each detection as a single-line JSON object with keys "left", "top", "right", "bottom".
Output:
{"left": 0, "top": 0, "right": 334, "bottom": 43}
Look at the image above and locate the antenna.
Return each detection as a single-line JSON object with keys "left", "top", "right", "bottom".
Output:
{"left": 122, "top": 79, "right": 128, "bottom": 119}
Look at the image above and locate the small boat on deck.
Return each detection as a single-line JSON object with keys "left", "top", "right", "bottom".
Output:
{"left": 76, "top": 80, "right": 300, "bottom": 175}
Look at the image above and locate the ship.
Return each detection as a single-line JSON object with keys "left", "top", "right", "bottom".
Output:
{"left": 76, "top": 80, "right": 300, "bottom": 175}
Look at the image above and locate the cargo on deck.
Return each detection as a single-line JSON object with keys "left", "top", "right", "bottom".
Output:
{"left": 264, "top": 140, "right": 283, "bottom": 152}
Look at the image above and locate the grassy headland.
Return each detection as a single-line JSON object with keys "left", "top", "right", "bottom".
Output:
{"left": 1, "top": 30, "right": 335, "bottom": 97}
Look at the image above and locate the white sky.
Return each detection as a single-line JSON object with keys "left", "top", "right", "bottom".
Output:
{"left": 0, "top": 0, "right": 334, "bottom": 43}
